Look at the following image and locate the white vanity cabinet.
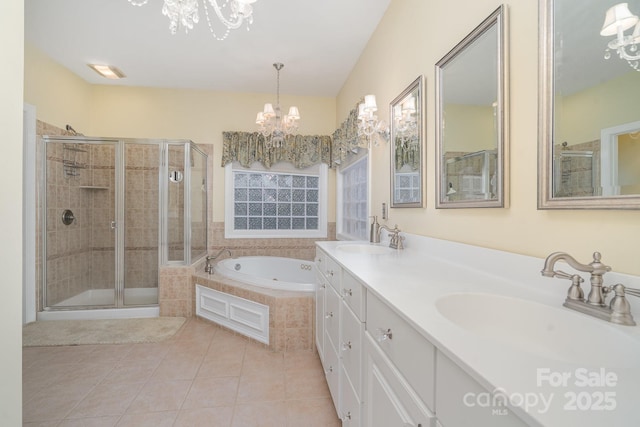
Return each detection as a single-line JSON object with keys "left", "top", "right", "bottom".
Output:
{"left": 315, "top": 248, "right": 366, "bottom": 426}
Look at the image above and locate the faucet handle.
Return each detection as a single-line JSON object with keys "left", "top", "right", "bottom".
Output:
{"left": 590, "top": 252, "right": 612, "bottom": 274}
{"left": 609, "top": 284, "right": 637, "bottom": 326}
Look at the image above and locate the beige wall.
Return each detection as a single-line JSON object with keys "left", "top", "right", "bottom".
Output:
{"left": 24, "top": 43, "right": 93, "bottom": 132}
{"left": 23, "top": 60, "right": 338, "bottom": 224}
{"left": 1, "top": 0, "right": 23, "bottom": 424}
{"left": 558, "top": 71, "right": 640, "bottom": 146}
{"left": 338, "top": 0, "right": 640, "bottom": 276}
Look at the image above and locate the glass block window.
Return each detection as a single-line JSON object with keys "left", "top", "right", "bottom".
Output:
{"left": 225, "top": 163, "right": 327, "bottom": 238}
{"left": 338, "top": 154, "right": 369, "bottom": 240}
{"left": 393, "top": 172, "right": 421, "bottom": 203}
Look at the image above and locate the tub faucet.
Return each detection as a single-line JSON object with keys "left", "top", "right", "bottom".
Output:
{"left": 205, "top": 248, "right": 232, "bottom": 274}
{"left": 540, "top": 251, "right": 638, "bottom": 326}
{"left": 377, "top": 224, "right": 404, "bottom": 250}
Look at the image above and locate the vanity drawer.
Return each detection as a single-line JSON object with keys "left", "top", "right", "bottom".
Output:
{"left": 341, "top": 301, "right": 364, "bottom": 397}
{"left": 316, "top": 248, "right": 340, "bottom": 289}
{"left": 366, "top": 292, "right": 436, "bottom": 412}
{"left": 325, "top": 283, "right": 341, "bottom": 351}
{"left": 363, "top": 333, "right": 435, "bottom": 427}
{"left": 342, "top": 270, "right": 366, "bottom": 321}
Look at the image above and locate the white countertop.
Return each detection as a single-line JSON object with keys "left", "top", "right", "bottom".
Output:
{"left": 316, "top": 236, "right": 640, "bottom": 426}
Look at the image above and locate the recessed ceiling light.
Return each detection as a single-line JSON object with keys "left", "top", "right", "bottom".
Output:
{"left": 87, "top": 64, "right": 126, "bottom": 79}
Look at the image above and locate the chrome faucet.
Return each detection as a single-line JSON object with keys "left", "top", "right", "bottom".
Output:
{"left": 205, "top": 248, "right": 232, "bottom": 274}
{"left": 541, "top": 251, "right": 638, "bottom": 326}
{"left": 377, "top": 224, "right": 404, "bottom": 250}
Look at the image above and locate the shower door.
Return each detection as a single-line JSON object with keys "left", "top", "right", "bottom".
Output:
{"left": 44, "top": 139, "right": 119, "bottom": 308}
{"left": 43, "top": 138, "right": 163, "bottom": 309}
{"left": 123, "top": 142, "right": 160, "bottom": 306}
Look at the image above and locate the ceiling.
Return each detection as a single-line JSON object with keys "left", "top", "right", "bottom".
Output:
{"left": 25, "top": 0, "right": 391, "bottom": 97}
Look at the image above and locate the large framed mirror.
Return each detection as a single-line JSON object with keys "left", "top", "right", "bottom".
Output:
{"left": 390, "top": 76, "right": 424, "bottom": 208}
{"left": 435, "top": 5, "right": 508, "bottom": 208}
{"left": 539, "top": 0, "right": 640, "bottom": 209}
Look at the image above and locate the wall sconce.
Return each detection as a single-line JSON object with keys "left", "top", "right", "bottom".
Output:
{"left": 357, "top": 95, "right": 389, "bottom": 147}
{"left": 601, "top": 2, "right": 640, "bottom": 70}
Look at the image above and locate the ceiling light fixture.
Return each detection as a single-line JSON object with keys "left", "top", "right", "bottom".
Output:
{"left": 357, "top": 95, "right": 388, "bottom": 147}
{"left": 601, "top": 2, "right": 640, "bottom": 70}
{"left": 256, "top": 63, "right": 300, "bottom": 150}
{"left": 87, "top": 64, "right": 126, "bottom": 79}
{"left": 128, "top": 0, "right": 258, "bottom": 40}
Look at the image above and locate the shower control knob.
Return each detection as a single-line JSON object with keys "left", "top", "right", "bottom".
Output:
{"left": 61, "top": 209, "right": 75, "bottom": 225}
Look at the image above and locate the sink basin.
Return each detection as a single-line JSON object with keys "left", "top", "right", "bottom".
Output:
{"left": 436, "top": 293, "right": 640, "bottom": 366}
{"left": 336, "top": 243, "right": 393, "bottom": 255}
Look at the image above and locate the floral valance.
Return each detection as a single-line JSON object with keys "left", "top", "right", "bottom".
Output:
{"left": 221, "top": 131, "right": 332, "bottom": 169}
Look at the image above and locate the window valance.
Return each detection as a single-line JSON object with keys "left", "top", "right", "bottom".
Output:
{"left": 221, "top": 131, "right": 332, "bottom": 169}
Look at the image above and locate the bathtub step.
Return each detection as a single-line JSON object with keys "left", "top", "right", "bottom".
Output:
{"left": 195, "top": 285, "right": 269, "bottom": 345}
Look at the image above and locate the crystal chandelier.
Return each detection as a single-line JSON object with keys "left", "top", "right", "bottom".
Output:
{"left": 128, "top": 0, "right": 257, "bottom": 40}
{"left": 392, "top": 95, "right": 417, "bottom": 138}
{"left": 357, "top": 95, "right": 388, "bottom": 147}
{"left": 601, "top": 2, "right": 640, "bottom": 70}
{"left": 255, "top": 63, "right": 301, "bottom": 149}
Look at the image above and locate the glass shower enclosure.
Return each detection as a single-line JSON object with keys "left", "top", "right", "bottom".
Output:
{"left": 40, "top": 136, "right": 207, "bottom": 311}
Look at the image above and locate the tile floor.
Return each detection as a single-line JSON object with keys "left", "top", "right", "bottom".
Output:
{"left": 23, "top": 318, "right": 340, "bottom": 426}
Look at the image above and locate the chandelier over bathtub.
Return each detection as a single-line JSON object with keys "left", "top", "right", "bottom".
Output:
{"left": 128, "top": 0, "right": 258, "bottom": 40}
{"left": 255, "top": 63, "right": 301, "bottom": 149}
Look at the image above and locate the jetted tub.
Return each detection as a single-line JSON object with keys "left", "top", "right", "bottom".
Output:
{"left": 213, "top": 256, "right": 316, "bottom": 292}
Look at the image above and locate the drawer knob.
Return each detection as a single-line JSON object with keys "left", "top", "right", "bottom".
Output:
{"left": 325, "top": 365, "right": 333, "bottom": 373}
{"left": 377, "top": 328, "right": 393, "bottom": 342}
{"left": 327, "top": 269, "right": 334, "bottom": 277}
{"left": 342, "top": 288, "right": 353, "bottom": 297}
{"left": 342, "top": 412, "right": 352, "bottom": 421}
{"left": 325, "top": 311, "right": 334, "bottom": 319}
{"left": 342, "top": 341, "right": 352, "bottom": 351}
{"left": 320, "top": 283, "right": 326, "bottom": 289}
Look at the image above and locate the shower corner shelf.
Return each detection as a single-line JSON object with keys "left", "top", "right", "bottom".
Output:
{"left": 79, "top": 186, "right": 109, "bottom": 190}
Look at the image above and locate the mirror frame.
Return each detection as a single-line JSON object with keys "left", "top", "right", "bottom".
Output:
{"left": 538, "top": 0, "right": 640, "bottom": 209}
{"left": 390, "top": 75, "right": 425, "bottom": 208}
{"left": 435, "top": 5, "right": 508, "bottom": 209}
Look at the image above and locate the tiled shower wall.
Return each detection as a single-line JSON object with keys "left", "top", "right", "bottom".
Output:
{"left": 554, "top": 140, "right": 601, "bottom": 197}
{"left": 124, "top": 143, "right": 160, "bottom": 290}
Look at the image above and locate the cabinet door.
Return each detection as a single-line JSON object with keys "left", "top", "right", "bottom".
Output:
{"left": 341, "top": 301, "right": 363, "bottom": 397}
{"left": 341, "top": 365, "right": 362, "bottom": 427}
{"left": 324, "top": 332, "right": 341, "bottom": 415}
{"left": 325, "top": 284, "right": 341, "bottom": 351}
{"left": 315, "top": 278, "right": 326, "bottom": 360}
{"left": 436, "top": 351, "right": 528, "bottom": 427}
{"left": 363, "top": 334, "right": 435, "bottom": 427}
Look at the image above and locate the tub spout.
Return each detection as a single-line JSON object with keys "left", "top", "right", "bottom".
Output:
{"left": 205, "top": 248, "right": 232, "bottom": 274}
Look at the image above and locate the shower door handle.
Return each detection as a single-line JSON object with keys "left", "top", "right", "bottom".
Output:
{"left": 110, "top": 221, "right": 117, "bottom": 230}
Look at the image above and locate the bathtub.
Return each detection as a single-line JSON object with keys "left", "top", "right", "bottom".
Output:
{"left": 213, "top": 256, "right": 316, "bottom": 292}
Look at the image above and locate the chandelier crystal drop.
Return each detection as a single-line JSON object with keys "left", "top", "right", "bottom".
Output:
{"left": 255, "top": 63, "right": 301, "bottom": 150}
{"left": 128, "top": 0, "right": 257, "bottom": 40}
{"left": 601, "top": 2, "right": 640, "bottom": 70}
